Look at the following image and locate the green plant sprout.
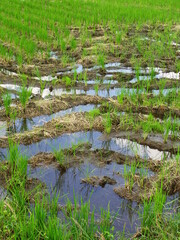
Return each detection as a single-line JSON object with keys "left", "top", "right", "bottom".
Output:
{"left": 2, "top": 92, "right": 12, "bottom": 117}
{"left": 19, "top": 85, "right": 32, "bottom": 113}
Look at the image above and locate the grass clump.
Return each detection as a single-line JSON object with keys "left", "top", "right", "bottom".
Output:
{"left": 62, "top": 76, "right": 73, "bottom": 87}
{"left": 2, "top": 92, "right": 12, "bottom": 117}
{"left": 53, "top": 145, "right": 66, "bottom": 167}
{"left": 7, "top": 140, "right": 28, "bottom": 184}
{"left": 19, "top": 85, "right": 32, "bottom": 113}
{"left": 88, "top": 108, "right": 101, "bottom": 119}
{"left": 0, "top": 189, "right": 115, "bottom": 239}
{"left": 138, "top": 184, "right": 180, "bottom": 239}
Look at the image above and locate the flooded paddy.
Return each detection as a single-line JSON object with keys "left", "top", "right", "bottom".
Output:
{"left": 0, "top": 5, "right": 180, "bottom": 237}
{"left": 0, "top": 61, "right": 179, "bottom": 237}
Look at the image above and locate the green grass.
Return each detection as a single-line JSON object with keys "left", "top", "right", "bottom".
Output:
{"left": 0, "top": 0, "right": 179, "bottom": 64}
{"left": 139, "top": 184, "right": 180, "bottom": 239}
{"left": 0, "top": 186, "right": 115, "bottom": 239}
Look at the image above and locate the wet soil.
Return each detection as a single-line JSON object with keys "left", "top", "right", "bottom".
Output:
{"left": 0, "top": 95, "right": 102, "bottom": 120}
{"left": 1, "top": 23, "right": 180, "bottom": 78}
{"left": 81, "top": 176, "right": 117, "bottom": 187}
{"left": 108, "top": 98, "right": 180, "bottom": 119}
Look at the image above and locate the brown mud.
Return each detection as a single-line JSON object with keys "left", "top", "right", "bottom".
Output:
{"left": 81, "top": 176, "right": 117, "bottom": 187}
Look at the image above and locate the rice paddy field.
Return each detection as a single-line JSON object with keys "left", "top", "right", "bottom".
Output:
{"left": 0, "top": 0, "right": 180, "bottom": 239}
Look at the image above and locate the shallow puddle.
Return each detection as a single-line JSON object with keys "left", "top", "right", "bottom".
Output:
{"left": 86, "top": 63, "right": 121, "bottom": 72}
{"left": 28, "top": 158, "right": 179, "bottom": 233}
{"left": 0, "top": 104, "right": 98, "bottom": 136}
{"left": 156, "top": 71, "right": 180, "bottom": 80}
{"left": 29, "top": 162, "right": 141, "bottom": 233}
{"left": 0, "top": 83, "right": 127, "bottom": 98}
{"left": 49, "top": 51, "right": 58, "bottom": 60}
{"left": 1, "top": 82, "right": 176, "bottom": 99}
{"left": 129, "top": 72, "right": 179, "bottom": 83}
{"left": 43, "top": 87, "right": 178, "bottom": 98}
{"left": 113, "top": 138, "right": 171, "bottom": 160}
{"left": 34, "top": 75, "right": 58, "bottom": 81}
{"left": 130, "top": 76, "right": 152, "bottom": 83}
{"left": 57, "top": 64, "right": 83, "bottom": 75}
{"left": 0, "top": 84, "right": 40, "bottom": 95}
{"left": 106, "top": 65, "right": 179, "bottom": 80}
{"left": 0, "top": 121, "right": 6, "bottom": 137}
{"left": 0, "top": 84, "right": 22, "bottom": 92}
{"left": 85, "top": 79, "right": 118, "bottom": 84}
{"left": 0, "top": 131, "right": 170, "bottom": 161}
{"left": 42, "top": 87, "right": 139, "bottom": 98}
{"left": 152, "top": 88, "right": 179, "bottom": 96}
